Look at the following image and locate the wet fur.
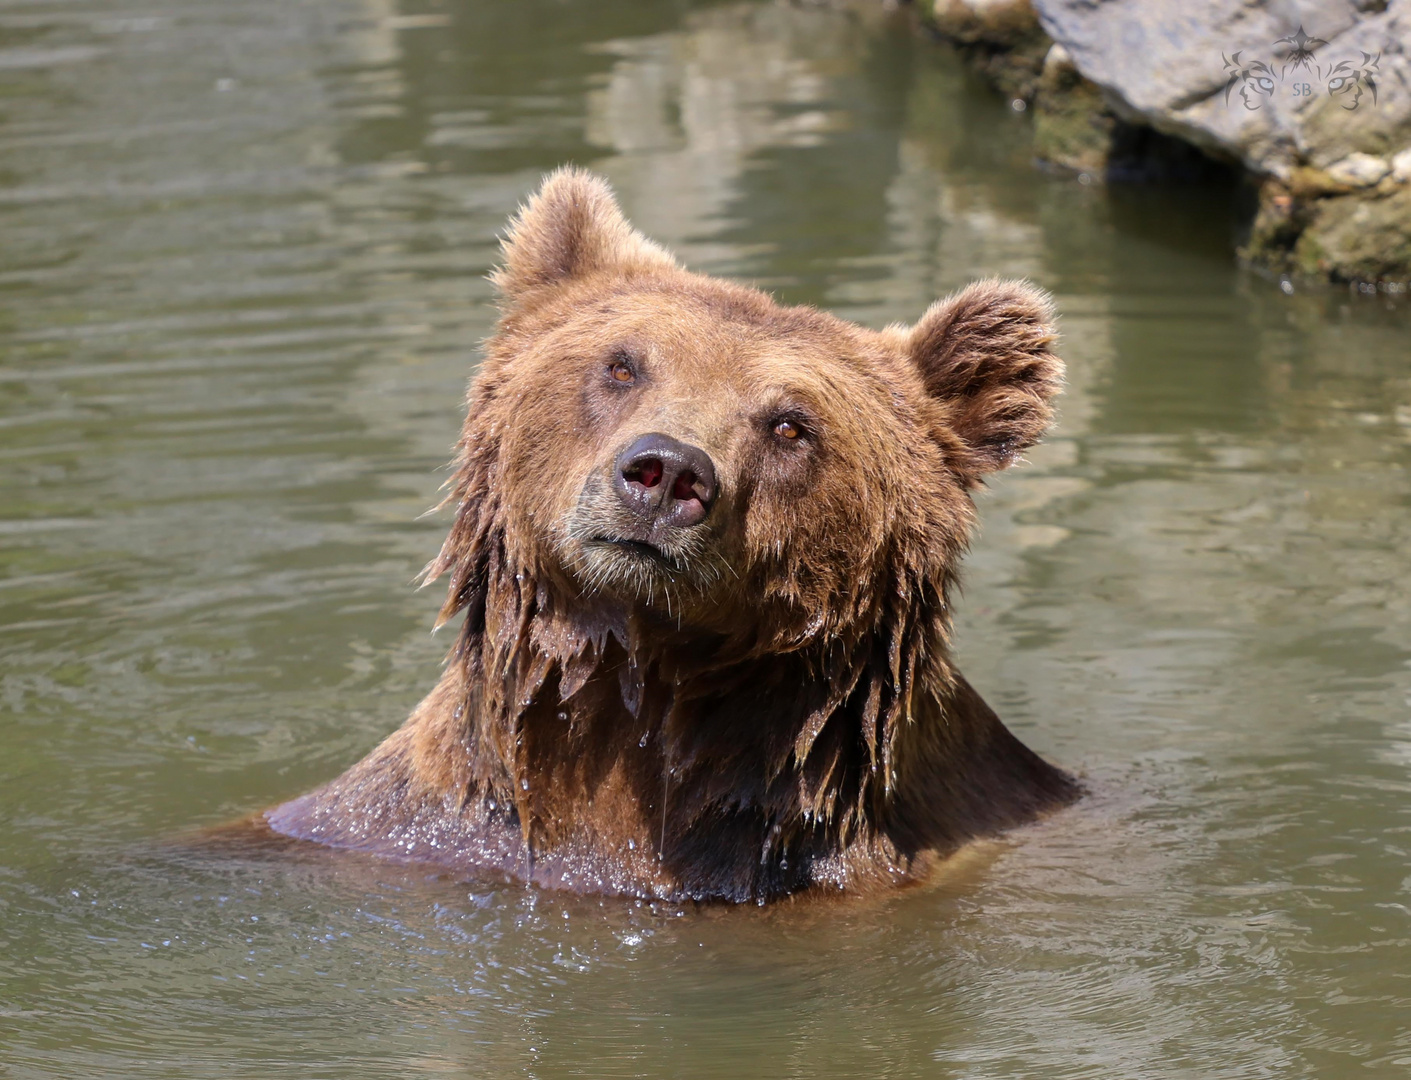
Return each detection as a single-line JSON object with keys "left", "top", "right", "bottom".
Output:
{"left": 267, "top": 168, "right": 1080, "bottom": 903}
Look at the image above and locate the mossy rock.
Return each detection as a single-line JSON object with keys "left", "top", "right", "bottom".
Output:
{"left": 1033, "top": 63, "right": 1114, "bottom": 174}
{"left": 1240, "top": 184, "right": 1306, "bottom": 275}
{"left": 1293, "top": 187, "right": 1411, "bottom": 283}
{"left": 927, "top": 0, "right": 1051, "bottom": 101}
{"left": 931, "top": 0, "right": 1040, "bottom": 47}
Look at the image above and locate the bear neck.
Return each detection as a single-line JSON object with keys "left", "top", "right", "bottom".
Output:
{"left": 426, "top": 556, "right": 1077, "bottom": 902}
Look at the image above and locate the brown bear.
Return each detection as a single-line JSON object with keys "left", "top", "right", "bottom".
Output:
{"left": 266, "top": 167, "right": 1079, "bottom": 903}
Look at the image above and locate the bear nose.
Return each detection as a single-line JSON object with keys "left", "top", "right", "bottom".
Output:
{"left": 613, "top": 433, "right": 717, "bottom": 529}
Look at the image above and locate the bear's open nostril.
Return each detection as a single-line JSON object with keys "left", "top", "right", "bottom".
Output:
{"left": 624, "top": 458, "right": 664, "bottom": 489}
{"left": 671, "top": 471, "right": 697, "bottom": 502}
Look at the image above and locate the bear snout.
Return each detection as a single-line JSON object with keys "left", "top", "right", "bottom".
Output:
{"left": 612, "top": 432, "right": 717, "bottom": 530}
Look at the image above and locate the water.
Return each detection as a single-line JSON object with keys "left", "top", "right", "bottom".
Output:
{"left": 2, "top": 1, "right": 1410, "bottom": 1075}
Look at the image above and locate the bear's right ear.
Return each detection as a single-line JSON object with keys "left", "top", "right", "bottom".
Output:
{"left": 492, "top": 167, "right": 678, "bottom": 307}
{"left": 907, "top": 279, "right": 1063, "bottom": 481}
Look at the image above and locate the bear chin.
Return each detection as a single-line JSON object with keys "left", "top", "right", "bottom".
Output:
{"left": 568, "top": 531, "right": 717, "bottom": 602}
{"left": 259, "top": 167, "right": 1081, "bottom": 904}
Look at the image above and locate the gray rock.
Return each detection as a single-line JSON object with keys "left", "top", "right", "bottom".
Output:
{"left": 1394, "top": 145, "right": 1411, "bottom": 179}
{"left": 1031, "top": 0, "right": 1410, "bottom": 179}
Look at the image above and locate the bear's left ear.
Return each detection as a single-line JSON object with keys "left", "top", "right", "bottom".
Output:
{"left": 493, "top": 166, "right": 678, "bottom": 308}
{"left": 907, "top": 279, "right": 1063, "bottom": 479}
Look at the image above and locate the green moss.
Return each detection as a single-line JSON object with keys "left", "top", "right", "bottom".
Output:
{"left": 1240, "top": 183, "right": 1304, "bottom": 274}
{"left": 1033, "top": 65, "right": 1114, "bottom": 174}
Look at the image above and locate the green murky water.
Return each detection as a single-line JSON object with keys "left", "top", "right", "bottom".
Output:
{"left": 3, "top": 1, "right": 1410, "bottom": 1076}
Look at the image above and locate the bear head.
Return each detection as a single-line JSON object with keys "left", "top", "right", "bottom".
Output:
{"left": 428, "top": 167, "right": 1062, "bottom": 661}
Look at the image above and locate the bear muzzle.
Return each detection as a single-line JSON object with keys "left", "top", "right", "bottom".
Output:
{"left": 561, "top": 432, "right": 725, "bottom": 595}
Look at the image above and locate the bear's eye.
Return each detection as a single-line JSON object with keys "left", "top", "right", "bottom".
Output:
{"left": 773, "top": 419, "right": 801, "bottom": 440}
{"left": 607, "top": 358, "right": 635, "bottom": 384}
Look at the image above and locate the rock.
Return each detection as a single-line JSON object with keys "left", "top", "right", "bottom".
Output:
{"left": 1326, "top": 152, "right": 1392, "bottom": 186}
{"left": 1024, "top": 0, "right": 1411, "bottom": 281}
{"left": 1294, "top": 185, "right": 1411, "bottom": 281}
{"left": 1393, "top": 147, "right": 1411, "bottom": 182}
{"left": 1033, "top": 43, "right": 1118, "bottom": 174}
{"left": 931, "top": 0, "right": 1039, "bottom": 45}
{"left": 928, "top": 0, "right": 1052, "bottom": 100}
{"left": 1242, "top": 182, "right": 1311, "bottom": 274}
{"left": 918, "top": 0, "right": 1411, "bottom": 280}
{"left": 1030, "top": 1, "right": 1410, "bottom": 177}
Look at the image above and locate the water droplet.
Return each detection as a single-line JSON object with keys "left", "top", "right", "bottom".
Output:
{"left": 487, "top": 799, "right": 496, "bottom": 811}
{"left": 628, "top": 839, "right": 636, "bottom": 850}
{"left": 780, "top": 857, "right": 788, "bottom": 869}
{"left": 557, "top": 711, "right": 568, "bottom": 722}
{"left": 521, "top": 778, "right": 530, "bottom": 791}
{"left": 638, "top": 732, "right": 649, "bottom": 747}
